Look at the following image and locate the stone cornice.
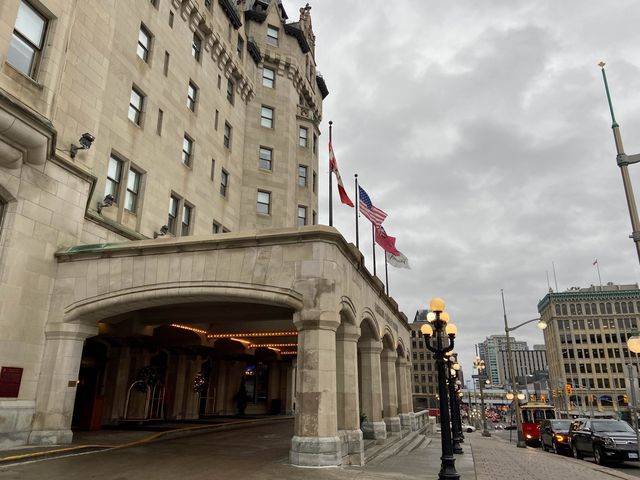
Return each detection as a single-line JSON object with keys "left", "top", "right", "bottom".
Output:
{"left": 54, "top": 225, "right": 409, "bottom": 330}
{"left": 537, "top": 289, "right": 640, "bottom": 312}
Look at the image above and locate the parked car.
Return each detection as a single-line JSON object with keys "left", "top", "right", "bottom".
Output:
{"left": 540, "top": 419, "right": 573, "bottom": 454}
{"left": 461, "top": 424, "right": 476, "bottom": 433}
{"left": 569, "top": 418, "right": 639, "bottom": 465}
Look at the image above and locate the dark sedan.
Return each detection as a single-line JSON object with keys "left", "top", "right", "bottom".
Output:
{"left": 541, "top": 419, "right": 573, "bottom": 454}
{"left": 570, "top": 418, "right": 639, "bottom": 465}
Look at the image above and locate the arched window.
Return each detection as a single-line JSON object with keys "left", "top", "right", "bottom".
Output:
{"left": 555, "top": 305, "right": 561, "bottom": 315}
{"left": 585, "top": 303, "right": 591, "bottom": 315}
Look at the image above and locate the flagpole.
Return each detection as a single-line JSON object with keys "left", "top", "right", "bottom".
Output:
{"left": 384, "top": 253, "right": 389, "bottom": 296}
{"left": 355, "top": 174, "right": 360, "bottom": 250}
{"left": 328, "top": 121, "right": 333, "bottom": 227}
{"left": 371, "top": 223, "right": 377, "bottom": 276}
{"left": 596, "top": 261, "right": 602, "bottom": 286}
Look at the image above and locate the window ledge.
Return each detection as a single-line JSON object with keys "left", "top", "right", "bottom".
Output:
{"left": 3, "top": 62, "right": 45, "bottom": 91}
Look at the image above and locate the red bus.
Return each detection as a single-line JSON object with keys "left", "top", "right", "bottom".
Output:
{"left": 520, "top": 403, "right": 555, "bottom": 445}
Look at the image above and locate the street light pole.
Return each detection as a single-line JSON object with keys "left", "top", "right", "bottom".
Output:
{"left": 599, "top": 63, "right": 640, "bottom": 263}
{"left": 473, "top": 357, "right": 491, "bottom": 437}
{"left": 501, "top": 290, "right": 548, "bottom": 448}
{"left": 421, "top": 298, "right": 460, "bottom": 480}
{"left": 447, "top": 356, "right": 463, "bottom": 453}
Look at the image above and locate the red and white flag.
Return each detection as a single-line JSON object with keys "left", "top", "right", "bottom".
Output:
{"left": 375, "top": 225, "right": 400, "bottom": 256}
{"left": 329, "top": 143, "right": 354, "bottom": 207}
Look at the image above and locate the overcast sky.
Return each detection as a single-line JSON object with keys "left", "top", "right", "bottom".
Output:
{"left": 282, "top": 1, "right": 640, "bottom": 376}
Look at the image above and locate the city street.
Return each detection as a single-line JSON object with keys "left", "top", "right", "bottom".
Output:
{"left": 3, "top": 420, "right": 640, "bottom": 480}
{"left": 489, "top": 429, "right": 640, "bottom": 478}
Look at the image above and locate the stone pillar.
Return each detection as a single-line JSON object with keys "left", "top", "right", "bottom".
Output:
{"left": 105, "top": 346, "right": 131, "bottom": 423}
{"left": 286, "top": 360, "right": 296, "bottom": 414}
{"left": 29, "top": 322, "right": 98, "bottom": 445}
{"left": 183, "top": 356, "right": 201, "bottom": 419}
{"left": 381, "top": 348, "right": 401, "bottom": 435}
{"left": 267, "top": 362, "right": 281, "bottom": 414}
{"left": 336, "top": 324, "right": 363, "bottom": 465}
{"left": 290, "top": 310, "right": 341, "bottom": 467}
{"left": 358, "top": 339, "right": 386, "bottom": 443}
{"left": 396, "top": 356, "right": 411, "bottom": 433}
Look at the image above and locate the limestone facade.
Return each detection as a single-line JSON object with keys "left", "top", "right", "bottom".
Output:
{"left": 0, "top": 0, "right": 417, "bottom": 466}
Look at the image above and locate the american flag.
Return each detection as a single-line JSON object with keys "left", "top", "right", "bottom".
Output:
{"left": 358, "top": 186, "right": 387, "bottom": 225}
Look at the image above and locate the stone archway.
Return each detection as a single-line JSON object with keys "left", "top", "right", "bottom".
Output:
{"left": 380, "top": 331, "right": 400, "bottom": 435}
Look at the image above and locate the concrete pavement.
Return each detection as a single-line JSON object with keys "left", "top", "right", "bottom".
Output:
{"left": 2, "top": 419, "right": 639, "bottom": 479}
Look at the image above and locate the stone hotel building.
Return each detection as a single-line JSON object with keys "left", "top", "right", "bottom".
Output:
{"left": 0, "top": 0, "right": 420, "bottom": 466}
{"left": 539, "top": 283, "right": 640, "bottom": 415}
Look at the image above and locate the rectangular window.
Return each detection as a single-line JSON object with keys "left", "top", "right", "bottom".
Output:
{"left": 8, "top": 0, "right": 48, "bottom": 78}
{"left": 261, "top": 106, "right": 274, "bottom": 128}
{"left": 257, "top": 191, "right": 271, "bottom": 214}
{"left": 181, "top": 203, "right": 193, "bottom": 236}
{"left": 312, "top": 210, "right": 317, "bottom": 225}
{"left": 212, "top": 222, "right": 221, "bottom": 233}
{"left": 187, "top": 80, "right": 198, "bottom": 111}
{"left": 124, "top": 168, "right": 141, "bottom": 213}
{"left": 312, "top": 171, "right": 317, "bottom": 193}
{"left": 214, "top": 110, "right": 219, "bottom": 130}
{"left": 223, "top": 122, "right": 232, "bottom": 149}
{"left": 262, "top": 67, "right": 275, "bottom": 88}
{"left": 298, "top": 165, "right": 308, "bottom": 187}
{"left": 137, "top": 24, "right": 152, "bottom": 62}
{"left": 220, "top": 169, "right": 229, "bottom": 196}
{"left": 259, "top": 147, "right": 272, "bottom": 170}
{"left": 297, "top": 206, "right": 307, "bottom": 226}
{"left": 182, "top": 134, "right": 193, "bottom": 166}
{"left": 128, "top": 86, "right": 144, "bottom": 125}
{"left": 156, "top": 109, "right": 163, "bottom": 135}
{"left": 168, "top": 195, "right": 179, "bottom": 234}
{"left": 226, "top": 79, "right": 234, "bottom": 104}
{"left": 105, "top": 154, "right": 123, "bottom": 201}
{"left": 237, "top": 35, "right": 244, "bottom": 58}
{"left": 192, "top": 32, "right": 202, "bottom": 61}
{"left": 163, "top": 51, "right": 170, "bottom": 76}
{"left": 267, "top": 25, "right": 279, "bottom": 46}
{"left": 299, "top": 126, "right": 308, "bottom": 147}
{"left": 210, "top": 159, "right": 215, "bottom": 181}
{"left": 169, "top": 10, "right": 174, "bottom": 27}
{"left": 313, "top": 133, "right": 317, "bottom": 154}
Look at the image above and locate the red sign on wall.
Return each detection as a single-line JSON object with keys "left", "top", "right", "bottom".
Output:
{"left": 0, "top": 367, "right": 23, "bottom": 398}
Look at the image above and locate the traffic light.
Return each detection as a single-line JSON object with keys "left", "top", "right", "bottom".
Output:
{"left": 565, "top": 383, "right": 572, "bottom": 395}
{"left": 540, "top": 394, "right": 546, "bottom": 402}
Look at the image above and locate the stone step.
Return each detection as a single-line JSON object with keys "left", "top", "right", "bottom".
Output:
{"left": 364, "top": 431, "right": 425, "bottom": 465}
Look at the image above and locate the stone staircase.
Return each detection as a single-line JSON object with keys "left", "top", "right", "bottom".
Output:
{"left": 363, "top": 431, "right": 432, "bottom": 465}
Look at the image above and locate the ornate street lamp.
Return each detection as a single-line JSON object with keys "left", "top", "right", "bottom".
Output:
{"left": 473, "top": 356, "right": 491, "bottom": 437}
{"left": 447, "top": 355, "right": 463, "bottom": 453}
{"left": 501, "top": 289, "right": 547, "bottom": 448}
{"left": 626, "top": 334, "right": 640, "bottom": 460}
{"left": 421, "top": 297, "right": 459, "bottom": 480}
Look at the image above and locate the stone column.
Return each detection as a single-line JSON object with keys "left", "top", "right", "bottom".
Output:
{"left": 105, "top": 346, "right": 131, "bottom": 423}
{"left": 29, "top": 322, "right": 98, "bottom": 445}
{"left": 396, "top": 356, "right": 411, "bottom": 433}
{"left": 381, "top": 348, "right": 401, "bottom": 435}
{"left": 358, "top": 339, "right": 386, "bottom": 442}
{"left": 336, "top": 324, "right": 363, "bottom": 465}
{"left": 406, "top": 364, "right": 417, "bottom": 431}
{"left": 267, "top": 361, "right": 281, "bottom": 414}
{"left": 290, "top": 310, "right": 341, "bottom": 467}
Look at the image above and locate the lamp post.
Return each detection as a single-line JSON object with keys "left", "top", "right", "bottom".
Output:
{"left": 447, "top": 356, "right": 463, "bottom": 453}
{"left": 625, "top": 333, "right": 640, "bottom": 460}
{"left": 421, "top": 297, "right": 460, "bottom": 480}
{"left": 501, "top": 289, "right": 547, "bottom": 448}
{"left": 599, "top": 63, "right": 640, "bottom": 264}
{"left": 473, "top": 356, "right": 491, "bottom": 437}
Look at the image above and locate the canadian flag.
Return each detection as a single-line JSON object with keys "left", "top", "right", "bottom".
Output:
{"left": 329, "top": 143, "right": 354, "bottom": 207}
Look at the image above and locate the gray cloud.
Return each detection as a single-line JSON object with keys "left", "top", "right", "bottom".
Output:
{"left": 283, "top": 0, "right": 640, "bottom": 376}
